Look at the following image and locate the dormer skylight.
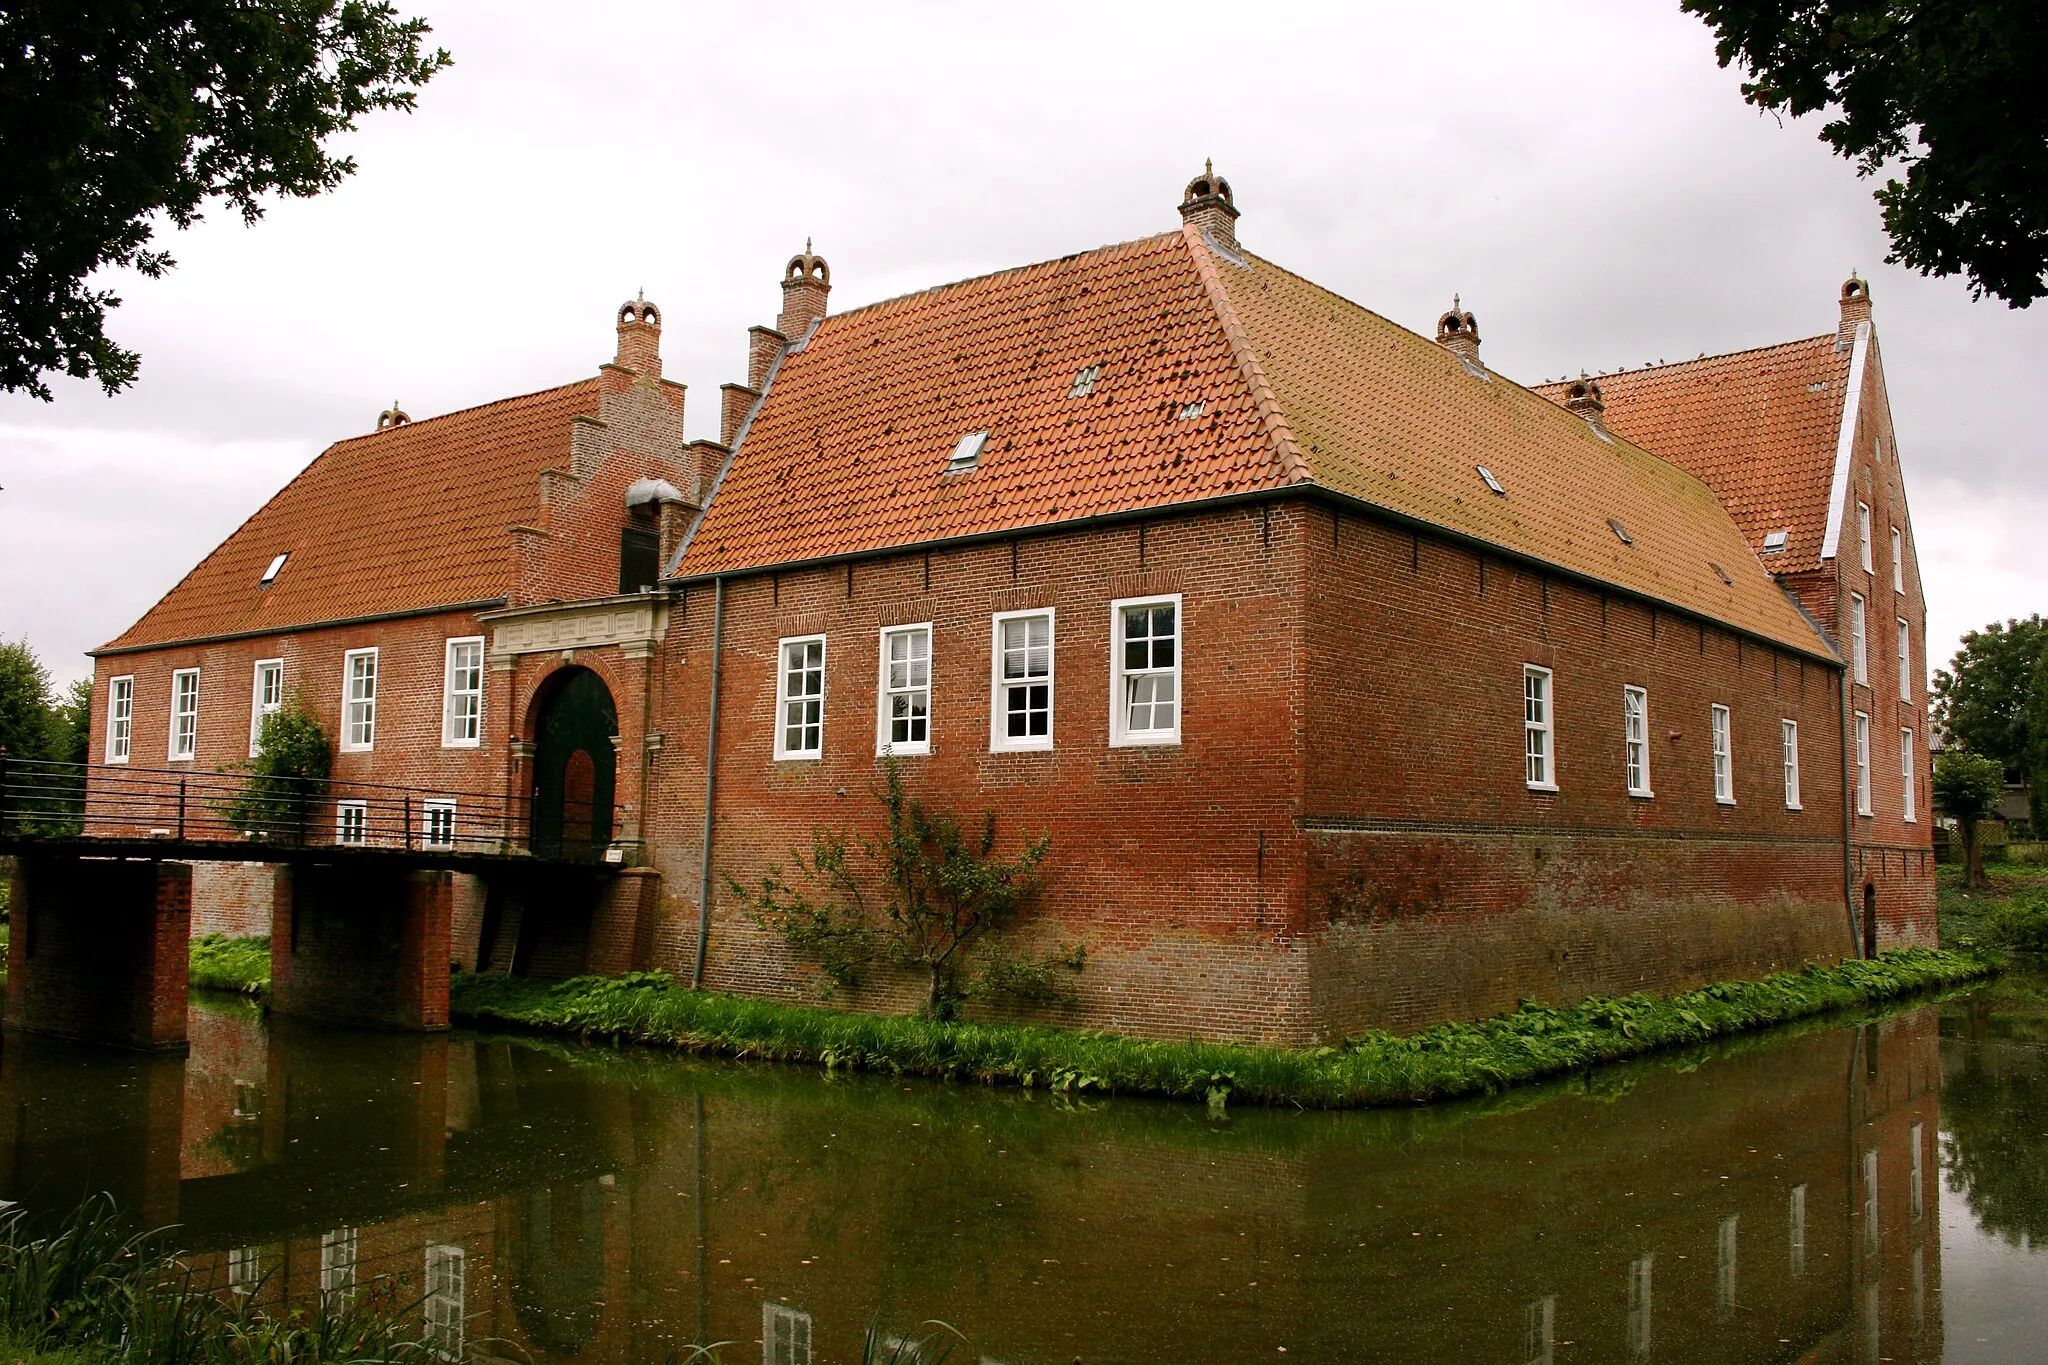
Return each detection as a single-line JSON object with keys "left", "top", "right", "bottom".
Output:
{"left": 1476, "top": 465, "right": 1506, "bottom": 496}
{"left": 1069, "top": 365, "right": 1100, "bottom": 398}
{"left": 260, "top": 552, "right": 289, "bottom": 585}
{"left": 1608, "top": 518, "right": 1633, "bottom": 546}
{"left": 1762, "top": 530, "right": 1789, "bottom": 553}
{"left": 947, "top": 431, "right": 988, "bottom": 474}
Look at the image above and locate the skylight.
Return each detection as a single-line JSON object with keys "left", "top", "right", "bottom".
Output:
{"left": 947, "top": 431, "right": 988, "bottom": 474}
{"left": 1608, "top": 518, "right": 1633, "bottom": 546}
{"left": 260, "top": 553, "right": 289, "bottom": 585}
{"left": 1069, "top": 365, "right": 1100, "bottom": 398}
{"left": 1475, "top": 465, "right": 1505, "bottom": 496}
{"left": 1762, "top": 530, "right": 1789, "bottom": 553}
{"left": 1177, "top": 401, "right": 1206, "bottom": 420}
{"left": 1711, "top": 562, "right": 1733, "bottom": 585}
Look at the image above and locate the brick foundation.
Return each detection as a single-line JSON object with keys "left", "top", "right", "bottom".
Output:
{"left": 269, "top": 864, "right": 452, "bottom": 1030}
{"left": 3, "top": 854, "right": 192, "bottom": 1051}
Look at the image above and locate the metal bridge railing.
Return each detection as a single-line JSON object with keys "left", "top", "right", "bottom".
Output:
{"left": 0, "top": 755, "right": 615, "bottom": 863}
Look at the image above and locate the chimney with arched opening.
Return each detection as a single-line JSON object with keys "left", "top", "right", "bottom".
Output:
{"left": 614, "top": 294, "right": 663, "bottom": 378}
{"left": 1179, "top": 160, "right": 1241, "bottom": 253}
{"left": 1837, "top": 274, "right": 1872, "bottom": 349}
{"left": 778, "top": 242, "right": 831, "bottom": 340}
{"left": 1436, "top": 298, "right": 1481, "bottom": 369}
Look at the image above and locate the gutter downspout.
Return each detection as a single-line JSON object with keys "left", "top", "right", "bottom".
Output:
{"left": 692, "top": 575, "right": 726, "bottom": 989}
{"left": 1841, "top": 668, "right": 1860, "bottom": 955}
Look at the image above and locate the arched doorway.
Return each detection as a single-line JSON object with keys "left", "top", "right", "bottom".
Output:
{"left": 1863, "top": 883, "right": 1879, "bottom": 959}
{"left": 530, "top": 667, "right": 618, "bottom": 860}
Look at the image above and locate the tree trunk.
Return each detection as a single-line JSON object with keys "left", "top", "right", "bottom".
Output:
{"left": 926, "top": 963, "right": 944, "bottom": 1019}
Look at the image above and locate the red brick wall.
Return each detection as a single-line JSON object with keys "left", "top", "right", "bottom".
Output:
{"left": 646, "top": 497, "right": 1860, "bottom": 1043}
{"left": 1831, "top": 338, "right": 1938, "bottom": 948}
{"left": 1300, "top": 508, "right": 1852, "bottom": 1034}
{"left": 269, "top": 864, "right": 450, "bottom": 1030}
{"left": 191, "top": 863, "right": 279, "bottom": 938}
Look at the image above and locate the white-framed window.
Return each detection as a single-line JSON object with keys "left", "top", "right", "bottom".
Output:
{"left": 423, "top": 798, "right": 456, "bottom": 850}
{"left": 1624, "top": 685, "right": 1651, "bottom": 797}
{"left": 1711, "top": 703, "right": 1734, "bottom": 804}
{"left": 1782, "top": 719, "right": 1802, "bottom": 811}
{"left": 335, "top": 800, "right": 368, "bottom": 846}
{"left": 424, "top": 1243, "right": 466, "bottom": 1360}
{"left": 1896, "top": 618, "right": 1911, "bottom": 701}
{"left": 169, "top": 668, "right": 201, "bottom": 760}
{"left": 105, "top": 675, "right": 133, "bottom": 763}
{"left": 990, "top": 609, "right": 1053, "bottom": 751}
{"left": 1854, "top": 712, "right": 1872, "bottom": 815}
{"left": 319, "top": 1227, "right": 357, "bottom": 1304}
{"left": 1858, "top": 501, "right": 1872, "bottom": 572}
{"left": 1849, "top": 593, "right": 1868, "bottom": 685}
{"left": 442, "top": 637, "right": 484, "bottom": 748}
{"left": 764, "top": 1303, "right": 813, "bottom": 1365}
{"left": 774, "top": 636, "right": 826, "bottom": 759}
{"left": 876, "top": 624, "right": 932, "bottom": 756}
{"left": 1524, "top": 665, "right": 1555, "bottom": 789}
{"left": 1110, "top": 595, "right": 1181, "bottom": 746}
{"left": 1890, "top": 527, "right": 1903, "bottom": 593}
{"left": 1901, "top": 728, "right": 1916, "bottom": 823}
{"left": 250, "top": 659, "right": 283, "bottom": 757}
{"left": 341, "top": 649, "right": 377, "bottom": 752}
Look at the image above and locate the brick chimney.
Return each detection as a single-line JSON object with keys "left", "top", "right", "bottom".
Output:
{"left": 1564, "top": 374, "right": 1607, "bottom": 434}
{"left": 1436, "top": 297, "right": 1481, "bottom": 368}
{"left": 615, "top": 293, "right": 662, "bottom": 378}
{"left": 1179, "top": 159, "right": 1241, "bottom": 253}
{"left": 1837, "top": 273, "right": 1872, "bottom": 349}
{"left": 778, "top": 241, "right": 831, "bottom": 340}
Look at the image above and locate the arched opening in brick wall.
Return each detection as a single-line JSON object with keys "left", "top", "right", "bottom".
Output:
{"left": 1863, "top": 883, "right": 1879, "bottom": 959}
{"left": 529, "top": 666, "right": 618, "bottom": 861}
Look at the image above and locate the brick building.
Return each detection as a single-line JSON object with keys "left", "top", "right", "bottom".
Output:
{"left": 86, "top": 166, "right": 1934, "bottom": 1042}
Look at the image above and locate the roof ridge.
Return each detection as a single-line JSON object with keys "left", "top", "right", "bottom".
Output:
{"left": 1181, "top": 226, "right": 1310, "bottom": 486}
{"left": 326, "top": 376, "right": 599, "bottom": 448}
{"left": 815, "top": 231, "right": 1185, "bottom": 327}
{"left": 1533, "top": 334, "right": 1841, "bottom": 389}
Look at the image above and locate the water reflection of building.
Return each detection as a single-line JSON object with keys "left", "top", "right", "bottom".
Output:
{"left": 0, "top": 999, "right": 1956, "bottom": 1363}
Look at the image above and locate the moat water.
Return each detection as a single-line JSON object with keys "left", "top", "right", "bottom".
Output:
{"left": 1, "top": 978, "right": 2044, "bottom": 1364}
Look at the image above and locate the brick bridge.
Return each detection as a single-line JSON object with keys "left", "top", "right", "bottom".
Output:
{"left": 0, "top": 757, "right": 624, "bottom": 1052}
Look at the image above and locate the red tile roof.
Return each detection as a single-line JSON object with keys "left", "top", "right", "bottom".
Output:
{"left": 676, "top": 232, "right": 1291, "bottom": 575}
{"left": 1533, "top": 337, "right": 1851, "bottom": 575}
{"left": 101, "top": 381, "right": 597, "bottom": 651}
{"left": 679, "top": 229, "right": 1832, "bottom": 658}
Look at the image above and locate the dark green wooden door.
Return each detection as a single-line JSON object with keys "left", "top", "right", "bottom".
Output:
{"left": 531, "top": 668, "right": 618, "bottom": 860}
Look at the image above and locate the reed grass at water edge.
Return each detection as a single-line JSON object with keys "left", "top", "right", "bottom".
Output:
{"left": 450, "top": 948, "right": 1990, "bottom": 1109}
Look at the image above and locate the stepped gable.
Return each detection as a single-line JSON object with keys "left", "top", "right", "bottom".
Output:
{"left": 102, "top": 380, "right": 598, "bottom": 651}
{"left": 681, "top": 225, "right": 1831, "bottom": 659}
{"left": 674, "top": 231, "right": 1289, "bottom": 575}
{"left": 1534, "top": 338, "right": 1852, "bottom": 575}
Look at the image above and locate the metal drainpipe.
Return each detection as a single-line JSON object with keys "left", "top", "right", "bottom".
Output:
{"left": 691, "top": 576, "right": 726, "bottom": 989}
{"left": 1841, "top": 666, "right": 1860, "bottom": 955}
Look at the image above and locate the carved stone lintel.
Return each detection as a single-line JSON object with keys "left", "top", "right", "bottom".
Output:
{"left": 482, "top": 594, "right": 668, "bottom": 658}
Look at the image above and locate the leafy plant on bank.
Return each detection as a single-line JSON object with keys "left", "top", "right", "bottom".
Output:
{"left": 188, "top": 936, "right": 270, "bottom": 997}
{"left": 449, "top": 947, "right": 1991, "bottom": 1111}
{"left": 215, "top": 697, "right": 330, "bottom": 842}
{"left": 729, "top": 761, "right": 1075, "bottom": 1018}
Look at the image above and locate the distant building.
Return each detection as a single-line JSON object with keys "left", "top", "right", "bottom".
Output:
{"left": 88, "top": 168, "right": 1934, "bottom": 1042}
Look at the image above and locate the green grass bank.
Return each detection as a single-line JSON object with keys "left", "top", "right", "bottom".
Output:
{"left": 187, "top": 935, "right": 269, "bottom": 997}
{"left": 450, "top": 947, "right": 1991, "bottom": 1110}
{"left": 1939, "top": 860, "right": 2048, "bottom": 951}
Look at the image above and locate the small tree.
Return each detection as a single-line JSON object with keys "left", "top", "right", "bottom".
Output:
{"left": 1935, "top": 749, "right": 2006, "bottom": 889}
{"left": 219, "top": 696, "right": 331, "bottom": 840}
{"left": 731, "top": 762, "right": 1075, "bottom": 1019}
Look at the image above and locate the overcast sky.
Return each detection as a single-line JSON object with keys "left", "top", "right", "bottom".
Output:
{"left": 3, "top": 0, "right": 2042, "bottom": 687}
